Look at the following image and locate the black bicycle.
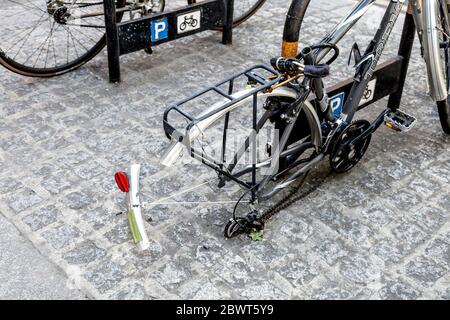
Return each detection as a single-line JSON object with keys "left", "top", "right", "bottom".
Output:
{"left": 157, "top": 0, "right": 450, "bottom": 240}
{"left": 0, "top": 0, "right": 266, "bottom": 77}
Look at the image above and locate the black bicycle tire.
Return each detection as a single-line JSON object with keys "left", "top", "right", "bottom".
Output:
{"left": 437, "top": 0, "right": 450, "bottom": 134}
{"left": 437, "top": 101, "right": 450, "bottom": 133}
{"left": 0, "top": 0, "right": 127, "bottom": 78}
{"left": 188, "top": 0, "right": 266, "bottom": 29}
{"left": 281, "top": 0, "right": 311, "bottom": 57}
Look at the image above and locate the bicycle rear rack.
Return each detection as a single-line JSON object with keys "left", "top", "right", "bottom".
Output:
{"left": 162, "top": 64, "right": 281, "bottom": 193}
{"left": 164, "top": 65, "right": 280, "bottom": 141}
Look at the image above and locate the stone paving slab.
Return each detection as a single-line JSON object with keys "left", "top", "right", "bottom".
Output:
{"left": 0, "top": 214, "right": 86, "bottom": 300}
{"left": 0, "top": 0, "right": 449, "bottom": 299}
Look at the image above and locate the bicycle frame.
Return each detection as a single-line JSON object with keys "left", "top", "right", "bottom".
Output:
{"left": 162, "top": 0, "right": 412, "bottom": 201}
{"left": 287, "top": 0, "right": 449, "bottom": 113}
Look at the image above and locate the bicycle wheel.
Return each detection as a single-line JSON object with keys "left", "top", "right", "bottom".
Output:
{"left": 436, "top": 0, "right": 450, "bottom": 134}
{"left": 0, "top": 1, "right": 165, "bottom": 78}
{"left": 0, "top": 0, "right": 125, "bottom": 77}
{"left": 188, "top": 0, "right": 266, "bottom": 28}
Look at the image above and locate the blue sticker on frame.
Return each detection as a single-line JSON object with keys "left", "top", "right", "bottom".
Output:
{"left": 151, "top": 18, "right": 169, "bottom": 42}
{"left": 328, "top": 92, "right": 345, "bottom": 118}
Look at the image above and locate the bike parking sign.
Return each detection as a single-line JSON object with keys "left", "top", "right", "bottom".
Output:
{"left": 177, "top": 11, "right": 201, "bottom": 34}
{"left": 151, "top": 18, "right": 169, "bottom": 42}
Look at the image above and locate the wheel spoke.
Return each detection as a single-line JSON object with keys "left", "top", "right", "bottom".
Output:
{"left": 10, "top": 13, "right": 50, "bottom": 60}
{"left": 50, "top": 26, "right": 58, "bottom": 67}
{"left": 5, "top": 11, "right": 48, "bottom": 54}
{"left": 1, "top": 0, "right": 113, "bottom": 73}
{"left": 25, "top": 22, "right": 54, "bottom": 67}
{"left": 61, "top": 24, "right": 91, "bottom": 52}
{"left": 70, "top": 29, "right": 81, "bottom": 60}
{"left": 44, "top": 19, "right": 54, "bottom": 68}
{"left": 5, "top": 0, "right": 45, "bottom": 14}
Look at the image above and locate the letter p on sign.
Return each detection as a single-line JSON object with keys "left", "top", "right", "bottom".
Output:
{"left": 151, "top": 18, "right": 169, "bottom": 42}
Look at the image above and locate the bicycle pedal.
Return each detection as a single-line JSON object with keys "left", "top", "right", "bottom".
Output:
{"left": 384, "top": 110, "right": 417, "bottom": 132}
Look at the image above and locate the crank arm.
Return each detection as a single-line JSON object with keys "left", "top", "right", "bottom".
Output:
{"left": 344, "top": 108, "right": 389, "bottom": 147}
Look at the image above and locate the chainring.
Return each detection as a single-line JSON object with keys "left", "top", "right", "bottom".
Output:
{"left": 330, "top": 120, "right": 372, "bottom": 173}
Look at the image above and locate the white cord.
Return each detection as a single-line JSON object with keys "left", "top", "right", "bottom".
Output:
{"left": 141, "top": 200, "right": 250, "bottom": 208}
{"left": 142, "top": 179, "right": 214, "bottom": 207}
{"left": 138, "top": 177, "right": 253, "bottom": 209}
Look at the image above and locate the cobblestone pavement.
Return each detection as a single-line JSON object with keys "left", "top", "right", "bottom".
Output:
{"left": 0, "top": 0, "right": 449, "bottom": 300}
{"left": 0, "top": 214, "right": 86, "bottom": 299}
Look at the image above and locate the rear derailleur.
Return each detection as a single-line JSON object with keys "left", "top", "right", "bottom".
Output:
{"left": 224, "top": 211, "right": 265, "bottom": 239}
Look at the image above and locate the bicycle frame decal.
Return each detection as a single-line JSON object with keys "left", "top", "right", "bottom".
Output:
{"left": 359, "top": 78, "right": 377, "bottom": 106}
{"left": 363, "top": 0, "right": 405, "bottom": 82}
{"left": 328, "top": 92, "right": 345, "bottom": 117}
{"left": 177, "top": 11, "right": 201, "bottom": 34}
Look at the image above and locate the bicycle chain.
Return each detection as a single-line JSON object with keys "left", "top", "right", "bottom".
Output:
{"left": 256, "top": 121, "right": 366, "bottom": 226}
{"left": 224, "top": 168, "right": 332, "bottom": 238}
{"left": 257, "top": 169, "right": 332, "bottom": 226}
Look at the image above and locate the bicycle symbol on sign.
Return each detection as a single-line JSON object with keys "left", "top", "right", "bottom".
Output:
{"left": 363, "top": 87, "right": 373, "bottom": 100}
{"left": 180, "top": 15, "right": 199, "bottom": 31}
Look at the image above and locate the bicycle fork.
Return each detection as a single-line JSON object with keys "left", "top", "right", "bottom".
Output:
{"left": 410, "top": 0, "right": 449, "bottom": 102}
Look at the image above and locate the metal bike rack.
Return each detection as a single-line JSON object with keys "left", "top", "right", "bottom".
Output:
{"left": 308, "top": 10, "right": 415, "bottom": 113}
{"left": 103, "top": 0, "right": 234, "bottom": 82}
